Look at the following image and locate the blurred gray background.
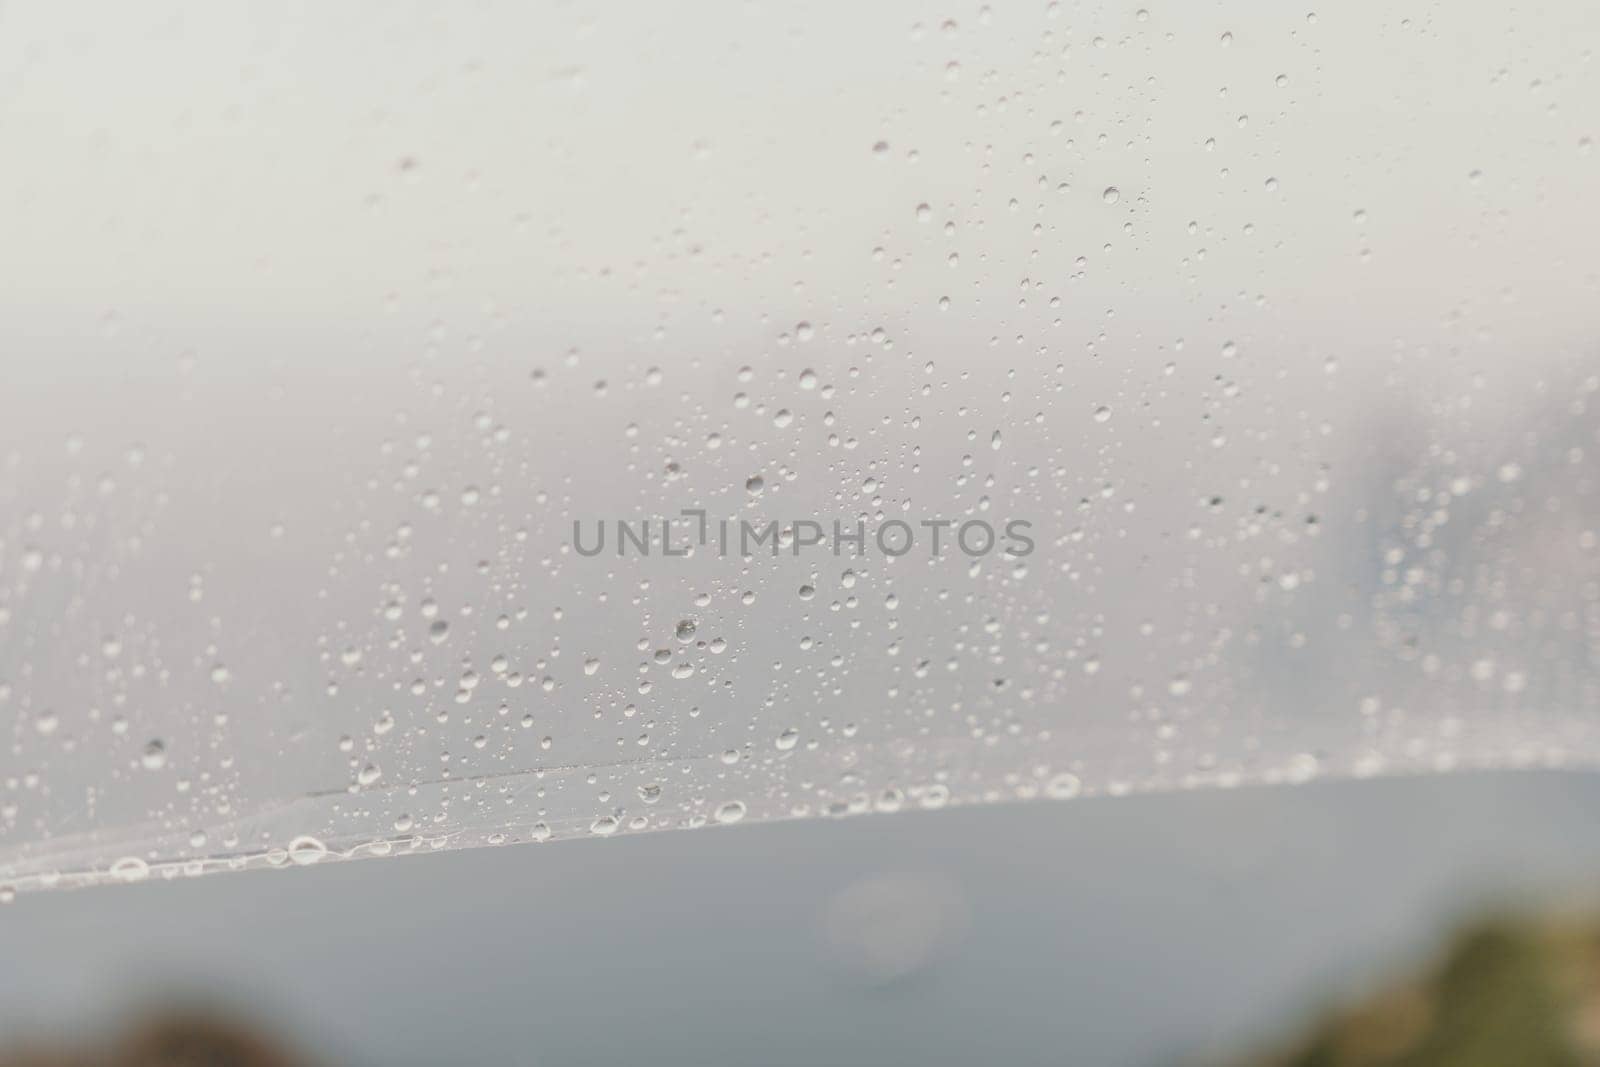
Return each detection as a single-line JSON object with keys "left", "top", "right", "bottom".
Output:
{"left": 6, "top": 771, "right": 1600, "bottom": 1066}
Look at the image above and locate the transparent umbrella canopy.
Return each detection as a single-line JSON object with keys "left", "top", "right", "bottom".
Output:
{"left": 2, "top": 0, "right": 1597, "bottom": 895}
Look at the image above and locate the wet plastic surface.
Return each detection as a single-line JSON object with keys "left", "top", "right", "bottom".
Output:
{"left": 2, "top": 1, "right": 1597, "bottom": 893}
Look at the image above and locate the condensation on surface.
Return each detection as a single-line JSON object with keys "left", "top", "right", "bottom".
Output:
{"left": 1, "top": 0, "right": 1598, "bottom": 895}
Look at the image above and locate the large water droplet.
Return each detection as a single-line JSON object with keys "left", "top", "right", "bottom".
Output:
{"left": 288, "top": 835, "right": 328, "bottom": 866}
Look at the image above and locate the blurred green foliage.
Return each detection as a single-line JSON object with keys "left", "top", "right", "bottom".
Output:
{"left": 1234, "top": 914, "right": 1600, "bottom": 1067}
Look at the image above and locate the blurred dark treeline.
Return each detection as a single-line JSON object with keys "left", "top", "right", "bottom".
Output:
{"left": 0, "top": 1013, "right": 311, "bottom": 1067}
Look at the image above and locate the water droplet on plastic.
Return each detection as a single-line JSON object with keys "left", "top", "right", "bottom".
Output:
{"left": 1047, "top": 773, "right": 1083, "bottom": 799}
{"left": 288, "top": 836, "right": 328, "bottom": 865}
{"left": 110, "top": 857, "right": 150, "bottom": 883}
